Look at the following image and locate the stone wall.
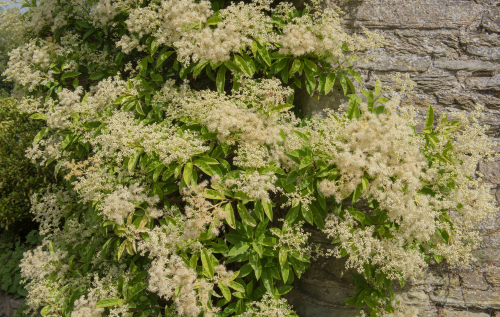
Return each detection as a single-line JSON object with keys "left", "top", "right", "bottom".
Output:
{"left": 288, "top": 0, "right": 500, "bottom": 316}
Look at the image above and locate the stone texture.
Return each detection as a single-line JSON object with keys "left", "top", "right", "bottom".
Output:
{"left": 290, "top": 0, "right": 500, "bottom": 316}
{"left": 441, "top": 310, "right": 490, "bottom": 317}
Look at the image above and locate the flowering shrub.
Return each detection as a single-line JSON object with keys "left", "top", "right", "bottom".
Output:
{"left": 3, "top": 0, "right": 498, "bottom": 316}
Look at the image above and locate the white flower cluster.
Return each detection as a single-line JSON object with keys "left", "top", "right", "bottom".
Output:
{"left": 230, "top": 171, "right": 278, "bottom": 202}
{"left": 241, "top": 292, "right": 296, "bottom": 317}
{"left": 71, "top": 295, "right": 105, "bottom": 317}
{"left": 314, "top": 96, "right": 498, "bottom": 279}
{"left": 102, "top": 183, "right": 159, "bottom": 225}
{"left": 30, "top": 186, "right": 74, "bottom": 235}
{"left": 182, "top": 182, "right": 227, "bottom": 238}
{"left": 2, "top": 39, "right": 55, "bottom": 92}
{"left": 148, "top": 255, "right": 200, "bottom": 317}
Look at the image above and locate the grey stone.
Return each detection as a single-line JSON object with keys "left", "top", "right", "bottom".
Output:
{"left": 466, "top": 74, "right": 500, "bottom": 91}
{"left": 435, "top": 91, "right": 500, "bottom": 111}
{"left": 484, "top": 267, "right": 500, "bottom": 286}
{"left": 354, "top": 52, "right": 432, "bottom": 72}
{"left": 479, "top": 161, "right": 500, "bottom": 184}
{"left": 434, "top": 59, "right": 500, "bottom": 72}
{"left": 337, "top": 0, "right": 484, "bottom": 30}
{"left": 460, "top": 272, "right": 490, "bottom": 291}
{"left": 9, "top": 298, "right": 23, "bottom": 310}
{"left": 441, "top": 309, "right": 490, "bottom": 317}
{"left": 482, "top": 7, "right": 500, "bottom": 34}
{"left": 410, "top": 69, "right": 459, "bottom": 91}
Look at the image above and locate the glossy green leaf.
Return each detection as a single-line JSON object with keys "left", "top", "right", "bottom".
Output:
{"left": 219, "top": 282, "right": 231, "bottom": 301}
{"left": 217, "top": 65, "right": 227, "bottom": 94}
{"left": 257, "top": 42, "right": 271, "bottom": 67}
{"left": 301, "top": 204, "right": 314, "bottom": 225}
{"left": 228, "top": 243, "right": 250, "bottom": 257}
{"left": 325, "top": 73, "right": 336, "bottom": 94}
{"left": 33, "top": 127, "right": 49, "bottom": 145}
{"left": 201, "top": 249, "right": 215, "bottom": 278}
{"left": 249, "top": 252, "right": 262, "bottom": 279}
{"left": 237, "top": 203, "right": 257, "bottom": 227}
{"left": 262, "top": 200, "right": 273, "bottom": 221}
{"left": 128, "top": 150, "right": 144, "bottom": 172}
{"left": 223, "top": 204, "right": 236, "bottom": 229}
{"left": 375, "top": 79, "right": 382, "bottom": 96}
{"left": 96, "top": 298, "right": 123, "bottom": 308}
{"left": 426, "top": 105, "right": 434, "bottom": 128}
{"left": 183, "top": 162, "right": 193, "bottom": 185}
{"left": 234, "top": 55, "right": 252, "bottom": 77}
{"left": 303, "top": 58, "right": 317, "bottom": 72}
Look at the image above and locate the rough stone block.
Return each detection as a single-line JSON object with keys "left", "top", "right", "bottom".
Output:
{"left": 434, "top": 59, "right": 500, "bottom": 72}
{"left": 484, "top": 267, "right": 500, "bottom": 286}
{"left": 354, "top": 52, "right": 432, "bottom": 72}
{"left": 466, "top": 74, "right": 500, "bottom": 91}
{"left": 479, "top": 161, "right": 500, "bottom": 185}
{"left": 442, "top": 309, "right": 490, "bottom": 317}
{"left": 335, "top": 0, "right": 484, "bottom": 30}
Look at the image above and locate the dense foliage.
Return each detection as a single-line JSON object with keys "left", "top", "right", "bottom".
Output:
{"left": 0, "top": 97, "right": 54, "bottom": 230}
{"left": 2, "top": 0, "right": 497, "bottom": 316}
{"left": 0, "top": 230, "right": 43, "bottom": 299}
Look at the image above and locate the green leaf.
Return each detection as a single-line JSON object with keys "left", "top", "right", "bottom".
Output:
{"left": 290, "top": 59, "right": 302, "bottom": 76}
{"left": 253, "top": 200, "right": 264, "bottom": 221}
{"left": 183, "top": 162, "right": 193, "bottom": 186}
{"left": 30, "top": 113, "right": 47, "bottom": 120}
{"left": 426, "top": 105, "right": 434, "bottom": 128}
{"left": 228, "top": 281, "right": 246, "bottom": 293}
{"left": 364, "top": 297, "right": 377, "bottom": 309}
{"left": 153, "top": 164, "right": 165, "bottom": 182}
{"left": 304, "top": 67, "right": 316, "bottom": 92}
{"left": 40, "top": 306, "right": 50, "bottom": 316}
{"left": 433, "top": 254, "right": 443, "bottom": 264}
{"left": 61, "top": 71, "right": 81, "bottom": 81}
{"left": 303, "top": 59, "right": 317, "bottom": 72}
{"left": 219, "top": 282, "right": 231, "bottom": 301}
{"left": 96, "top": 298, "right": 123, "bottom": 308}
{"left": 157, "top": 51, "right": 175, "bottom": 68}
{"left": 344, "top": 68, "right": 362, "bottom": 84}
{"left": 206, "top": 16, "right": 223, "bottom": 26}
{"left": 128, "top": 150, "right": 144, "bottom": 172}
{"left": 325, "top": 73, "right": 336, "bottom": 94}
{"left": 349, "top": 209, "right": 366, "bottom": 224}
{"left": 261, "top": 267, "right": 274, "bottom": 293}
{"left": 228, "top": 243, "right": 250, "bottom": 257}
{"left": 300, "top": 156, "right": 314, "bottom": 169}
{"left": 203, "top": 189, "right": 224, "bottom": 200}
{"left": 225, "top": 60, "right": 241, "bottom": 74}
{"left": 33, "top": 127, "right": 49, "bottom": 145}
{"left": 194, "top": 160, "right": 214, "bottom": 176}
{"left": 257, "top": 42, "right": 271, "bottom": 67}
{"left": 346, "top": 98, "right": 360, "bottom": 119}
{"left": 139, "top": 56, "right": 149, "bottom": 76}
{"left": 224, "top": 204, "right": 236, "bottom": 229}
{"left": 217, "top": 65, "right": 227, "bottom": 94}
{"left": 275, "top": 59, "right": 288, "bottom": 73}
{"left": 135, "top": 102, "right": 145, "bottom": 116}
{"left": 337, "top": 72, "right": 348, "bottom": 95}
{"left": 262, "top": 200, "right": 273, "bottom": 221}
{"left": 279, "top": 248, "right": 288, "bottom": 269}
{"left": 249, "top": 252, "right": 262, "bottom": 280}
{"left": 375, "top": 79, "right": 382, "bottom": 96}
{"left": 318, "top": 73, "right": 326, "bottom": 93}
{"left": 285, "top": 203, "right": 300, "bottom": 224}
{"left": 237, "top": 203, "right": 257, "bottom": 227}
{"left": 301, "top": 205, "right": 313, "bottom": 225}
{"left": 234, "top": 55, "right": 252, "bottom": 77}
{"left": 201, "top": 249, "right": 215, "bottom": 278}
